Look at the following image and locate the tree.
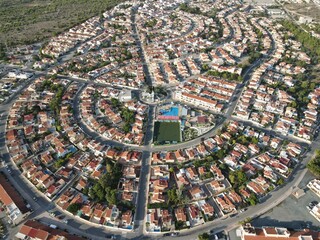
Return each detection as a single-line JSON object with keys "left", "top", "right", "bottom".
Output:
{"left": 248, "top": 193, "right": 258, "bottom": 206}
{"left": 276, "top": 178, "right": 284, "bottom": 186}
{"left": 106, "top": 189, "right": 117, "bottom": 205}
{"left": 121, "top": 108, "right": 134, "bottom": 123}
{"left": 216, "top": 149, "right": 225, "bottom": 159}
{"left": 251, "top": 137, "right": 259, "bottom": 144}
{"left": 106, "top": 163, "right": 112, "bottom": 173}
{"left": 91, "top": 183, "right": 106, "bottom": 201}
{"left": 54, "top": 158, "right": 66, "bottom": 169}
{"left": 202, "top": 64, "right": 209, "bottom": 71}
{"left": 198, "top": 233, "right": 210, "bottom": 240}
{"left": 89, "top": 162, "right": 122, "bottom": 203}
{"left": 229, "top": 173, "right": 236, "bottom": 184}
{"left": 167, "top": 186, "right": 188, "bottom": 205}
{"left": 179, "top": 3, "right": 201, "bottom": 14}
{"left": 0, "top": 44, "right": 7, "bottom": 61}
{"left": 288, "top": 101, "right": 297, "bottom": 108}
{"left": 111, "top": 98, "right": 120, "bottom": 108}
{"left": 175, "top": 221, "right": 184, "bottom": 230}
{"left": 237, "top": 171, "right": 247, "bottom": 184}
{"left": 67, "top": 203, "right": 82, "bottom": 215}
{"left": 280, "top": 20, "right": 320, "bottom": 63}
{"left": 176, "top": 186, "right": 188, "bottom": 204}
{"left": 167, "top": 188, "right": 178, "bottom": 204}
{"left": 219, "top": 163, "right": 227, "bottom": 170}
{"left": 237, "top": 135, "right": 249, "bottom": 145}
{"left": 123, "top": 123, "right": 131, "bottom": 133}
{"left": 307, "top": 152, "right": 320, "bottom": 177}
{"left": 229, "top": 170, "right": 247, "bottom": 185}
{"left": 239, "top": 217, "right": 252, "bottom": 225}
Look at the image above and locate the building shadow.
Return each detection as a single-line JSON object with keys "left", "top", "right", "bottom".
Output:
{"left": 251, "top": 216, "right": 316, "bottom": 230}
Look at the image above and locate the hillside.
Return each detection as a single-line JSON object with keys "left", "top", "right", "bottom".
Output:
{"left": 0, "top": 0, "right": 123, "bottom": 46}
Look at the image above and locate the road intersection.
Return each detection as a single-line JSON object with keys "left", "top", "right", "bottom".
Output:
{"left": 0, "top": 52, "right": 318, "bottom": 240}
{"left": 0, "top": 4, "right": 319, "bottom": 240}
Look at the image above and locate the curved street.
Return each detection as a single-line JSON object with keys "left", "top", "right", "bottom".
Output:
{"left": 0, "top": 45, "right": 319, "bottom": 240}
{"left": 0, "top": 2, "right": 319, "bottom": 240}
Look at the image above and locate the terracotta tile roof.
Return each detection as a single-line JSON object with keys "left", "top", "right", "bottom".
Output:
{"left": 0, "top": 173, "right": 29, "bottom": 214}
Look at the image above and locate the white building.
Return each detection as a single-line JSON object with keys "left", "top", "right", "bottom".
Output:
{"left": 307, "top": 179, "right": 320, "bottom": 198}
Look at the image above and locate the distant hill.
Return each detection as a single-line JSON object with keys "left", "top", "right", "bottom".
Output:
{"left": 0, "top": 0, "right": 123, "bottom": 47}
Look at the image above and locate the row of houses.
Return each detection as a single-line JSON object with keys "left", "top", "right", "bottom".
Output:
{"left": 234, "top": 18, "right": 318, "bottom": 141}
{"left": 80, "top": 85, "right": 147, "bottom": 145}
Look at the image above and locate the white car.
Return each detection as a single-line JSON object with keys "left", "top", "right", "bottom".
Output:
{"left": 49, "top": 224, "right": 57, "bottom": 229}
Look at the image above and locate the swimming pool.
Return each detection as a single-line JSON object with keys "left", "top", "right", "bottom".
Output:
{"left": 160, "top": 106, "right": 179, "bottom": 117}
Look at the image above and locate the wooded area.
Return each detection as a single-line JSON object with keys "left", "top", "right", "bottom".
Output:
{"left": 307, "top": 150, "right": 320, "bottom": 177}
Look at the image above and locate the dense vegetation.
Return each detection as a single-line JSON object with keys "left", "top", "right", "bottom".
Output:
{"left": 167, "top": 186, "right": 189, "bottom": 206}
{"left": 280, "top": 20, "right": 320, "bottom": 63}
{"left": 307, "top": 150, "right": 320, "bottom": 177}
{"left": 0, "top": 44, "right": 7, "bottom": 60}
{"left": 303, "top": 23, "right": 320, "bottom": 35}
{"left": 35, "top": 79, "right": 65, "bottom": 132}
{"left": 0, "top": 0, "right": 124, "bottom": 46}
{"left": 206, "top": 69, "right": 243, "bottom": 82}
{"left": 179, "top": 3, "right": 201, "bottom": 15}
{"left": 87, "top": 161, "right": 122, "bottom": 205}
{"left": 67, "top": 203, "right": 82, "bottom": 215}
{"left": 110, "top": 98, "right": 135, "bottom": 133}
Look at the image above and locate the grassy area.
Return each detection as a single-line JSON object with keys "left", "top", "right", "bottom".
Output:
{"left": 0, "top": 0, "right": 123, "bottom": 46}
{"left": 154, "top": 121, "right": 181, "bottom": 143}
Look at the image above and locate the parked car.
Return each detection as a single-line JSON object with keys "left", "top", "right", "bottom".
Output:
{"left": 311, "top": 201, "right": 318, "bottom": 206}
{"left": 49, "top": 224, "right": 57, "bottom": 229}
{"left": 309, "top": 201, "right": 317, "bottom": 209}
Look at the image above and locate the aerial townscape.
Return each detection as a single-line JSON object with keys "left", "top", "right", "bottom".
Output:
{"left": 0, "top": 0, "right": 320, "bottom": 239}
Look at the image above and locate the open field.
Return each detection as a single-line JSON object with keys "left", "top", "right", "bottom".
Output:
{"left": 284, "top": 2, "right": 320, "bottom": 22}
{"left": 0, "top": 0, "right": 123, "bottom": 46}
{"left": 154, "top": 121, "right": 181, "bottom": 143}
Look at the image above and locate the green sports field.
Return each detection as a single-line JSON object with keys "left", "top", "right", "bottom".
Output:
{"left": 154, "top": 121, "right": 181, "bottom": 143}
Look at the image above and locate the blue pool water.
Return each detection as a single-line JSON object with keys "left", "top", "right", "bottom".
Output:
{"left": 160, "top": 106, "right": 179, "bottom": 116}
{"left": 68, "top": 145, "right": 78, "bottom": 153}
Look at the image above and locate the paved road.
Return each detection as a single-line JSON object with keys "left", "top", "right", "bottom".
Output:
{"left": 131, "top": 6, "right": 154, "bottom": 87}
{"left": 0, "top": 4, "right": 319, "bottom": 240}
{"left": 146, "top": 139, "right": 318, "bottom": 240}
{"left": 134, "top": 105, "right": 155, "bottom": 236}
